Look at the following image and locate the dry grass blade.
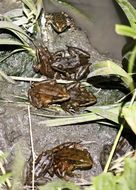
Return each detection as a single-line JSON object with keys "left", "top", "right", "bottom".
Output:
{"left": 27, "top": 105, "right": 35, "bottom": 190}
{"left": 109, "top": 150, "right": 136, "bottom": 174}
{"left": 0, "top": 70, "right": 16, "bottom": 84}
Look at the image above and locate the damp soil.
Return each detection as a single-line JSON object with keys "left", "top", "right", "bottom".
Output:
{"left": 0, "top": 0, "right": 135, "bottom": 189}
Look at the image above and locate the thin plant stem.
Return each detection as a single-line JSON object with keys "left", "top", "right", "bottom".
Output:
{"left": 128, "top": 45, "right": 136, "bottom": 92}
{"left": 130, "top": 88, "right": 136, "bottom": 106}
{"left": 104, "top": 123, "right": 124, "bottom": 173}
{"left": 28, "top": 105, "right": 35, "bottom": 190}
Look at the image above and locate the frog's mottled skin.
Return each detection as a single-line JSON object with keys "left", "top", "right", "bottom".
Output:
{"left": 25, "top": 142, "right": 93, "bottom": 185}
{"left": 45, "top": 12, "right": 75, "bottom": 33}
{"left": 61, "top": 83, "right": 97, "bottom": 112}
{"left": 28, "top": 80, "right": 70, "bottom": 108}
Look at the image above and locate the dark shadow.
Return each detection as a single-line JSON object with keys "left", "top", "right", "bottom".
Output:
{"left": 87, "top": 75, "right": 130, "bottom": 94}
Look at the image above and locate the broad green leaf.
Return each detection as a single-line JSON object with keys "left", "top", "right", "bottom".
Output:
{"left": 0, "top": 21, "right": 29, "bottom": 45}
{"left": 116, "top": 158, "right": 136, "bottom": 190}
{"left": 86, "top": 107, "right": 119, "bottom": 124}
{"left": 94, "top": 173, "right": 116, "bottom": 190}
{"left": 123, "top": 158, "right": 136, "bottom": 190}
{"left": 122, "top": 104, "right": 136, "bottom": 134}
{"left": 39, "top": 180, "right": 80, "bottom": 190}
{"left": 38, "top": 112, "right": 103, "bottom": 126}
{"left": 90, "top": 173, "right": 116, "bottom": 190}
{"left": 88, "top": 60, "right": 133, "bottom": 88}
{"left": 38, "top": 101, "right": 136, "bottom": 127}
{"left": 115, "top": 0, "right": 136, "bottom": 28}
{"left": 0, "top": 39, "right": 24, "bottom": 46}
{"left": 85, "top": 158, "right": 136, "bottom": 190}
{"left": 115, "top": 25, "right": 136, "bottom": 39}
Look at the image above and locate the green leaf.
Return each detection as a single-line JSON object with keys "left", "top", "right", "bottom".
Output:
{"left": 0, "top": 21, "right": 29, "bottom": 45}
{"left": 115, "top": 0, "right": 136, "bottom": 28}
{"left": 85, "top": 158, "right": 136, "bottom": 190}
{"left": 0, "top": 39, "right": 24, "bottom": 46}
{"left": 35, "top": 0, "right": 43, "bottom": 20}
{"left": 38, "top": 112, "right": 103, "bottom": 126}
{"left": 39, "top": 180, "right": 80, "bottom": 190}
{"left": 115, "top": 24, "right": 136, "bottom": 39}
{"left": 0, "top": 173, "right": 11, "bottom": 185}
{"left": 88, "top": 60, "right": 133, "bottom": 88}
{"left": 87, "top": 107, "right": 119, "bottom": 124}
{"left": 22, "top": 0, "right": 37, "bottom": 15}
{"left": 122, "top": 104, "right": 136, "bottom": 134}
{"left": 38, "top": 101, "right": 136, "bottom": 127}
{"left": 116, "top": 158, "right": 136, "bottom": 190}
{"left": 93, "top": 173, "right": 116, "bottom": 190}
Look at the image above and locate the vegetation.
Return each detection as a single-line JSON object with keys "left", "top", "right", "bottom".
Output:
{"left": 0, "top": 0, "right": 136, "bottom": 189}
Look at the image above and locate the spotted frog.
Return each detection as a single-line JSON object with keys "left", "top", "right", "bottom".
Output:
{"left": 61, "top": 83, "right": 97, "bottom": 112}
{"left": 52, "top": 46, "right": 91, "bottom": 81}
{"left": 25, "top": 142, "right": 93, "bottom": 185}
{"left": 45, "top": 12, "right": 75, "bottom": 33}
{"left": 28, "top": 80, "right": 70, "bottom": 108}
{"left": 33, "top": 46, "right": 91, "bottom": 81}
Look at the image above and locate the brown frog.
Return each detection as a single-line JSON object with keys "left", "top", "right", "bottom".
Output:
{"left": 25, "top": 142, "right": 93, "bottom": 185}
{"left": 45, "top": 12, "right": 75, "bottom": 33}
{"left": 28, "top": 80, "right": 70, "bottom": 108}
{"left": 33, "top": 46, "right": 91, "bottom": 81}
{"left": 33, "top": 46, "right": 61, "bottom": 79}
{"left": 52, "top": 46, "right": 91, "bottom": 81}
{"left": 61, "top": 83, "right": 97, "bottom": 112}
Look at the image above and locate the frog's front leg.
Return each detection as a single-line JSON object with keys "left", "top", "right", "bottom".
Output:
{"left": 67, "top": 46, "right": 90, "bottom": 58}
{"left": 75, "top": 65, "right": 90, "bottom": 81}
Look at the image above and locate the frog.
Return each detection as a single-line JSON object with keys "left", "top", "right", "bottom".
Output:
{"left": 51, "top": 142, "right": 93, "bottom": 178}
{"left": 33, "top": 46, "right": 91, "bottom": 81}
{"left": 33, "top": 46, "right": 61, "bottom": 79}
{"left": 52, "top": 46, "right": 91, "bottom": 81}
{"left": 45, "top": 11, "right": 75, "bottom": 33}
{"left": 25, "top": 142, "right": 93, "bottom": 185}
{"left": 61, "top": 83, "right": 97, "bottom": 113}
{"left": 99, "top": 137, "right": 133, "bottom": 170}
{"left": 28, "top": 80, "right": 70, "bottom": 108}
